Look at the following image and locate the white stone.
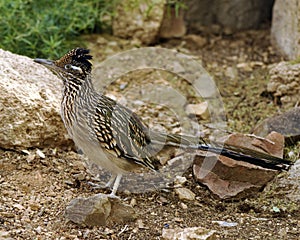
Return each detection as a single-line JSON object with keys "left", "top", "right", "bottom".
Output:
{"left": 185, "top": 102, "right": 209, "bottom": 120}
{"left": 175, "top": 187, "right": 196, "bottom": 201}
{"left": 174, "top": 176, "right": 187, "bottom": 185}
{"left": 162, "top": 227, "right": 216, "bottom": 240}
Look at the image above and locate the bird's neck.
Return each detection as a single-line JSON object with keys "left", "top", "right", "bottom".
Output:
{"left": 61, "top": 76, "right": 95, "bottom": 132}
{"left": 62, "top": 75, "right": 95, "bottom": 100}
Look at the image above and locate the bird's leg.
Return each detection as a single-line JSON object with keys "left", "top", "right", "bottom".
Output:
{"left": 88, "top": 173, "right": 117, "bottom": 190}
{"left": 109, "top": 174, "right": 122, "bottom": 197}
{"left": 105, "top": 173, "right": 117, "bottom": 188}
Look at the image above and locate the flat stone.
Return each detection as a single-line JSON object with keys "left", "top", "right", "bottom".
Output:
{"left": 162, "top": 227, "right": 216, "bottom": 240}
{"left": 65, "top": 193, "right": 137, "bottom": 226}
{"left": 225, "top": 132, "right": 284, "bottom": 158}
{"left": 193, "top": 132, "right": 283, "bottom": 199}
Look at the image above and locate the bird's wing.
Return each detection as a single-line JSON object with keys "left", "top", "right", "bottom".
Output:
{"left": 91, "top": 95, "right": 159, "bottom": 170}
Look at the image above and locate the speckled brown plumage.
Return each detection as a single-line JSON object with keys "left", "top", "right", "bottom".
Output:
{"left": 34, "top": 48, "right": 291, "bottom": 195}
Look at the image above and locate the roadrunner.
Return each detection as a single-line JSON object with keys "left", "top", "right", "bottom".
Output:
{"left": 34, "top": 48, "right": 291, "bottom": 196}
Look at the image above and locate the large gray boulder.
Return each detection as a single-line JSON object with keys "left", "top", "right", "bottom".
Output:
{"left": 185, "top": 0, "right": 274, "bottom": 32}
{"left": 271, "top": 0, "right": 300, "bottom": 59}
{"left": 0, "top": 49, "right": 72, "bottom": 150}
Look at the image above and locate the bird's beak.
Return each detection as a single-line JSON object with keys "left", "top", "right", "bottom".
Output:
{"left": 34, "top": 58, "right": 60, "bottom": 73}
{"left": 34, "top": 58, "right": 54, "bottom": 66}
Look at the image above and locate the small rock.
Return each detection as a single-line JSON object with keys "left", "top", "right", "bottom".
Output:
{"left": 237, "top": 62, "right": 253, "bottom": 72}
{"left": 162, "top": 227, "right": 216, "bottom": 240}
{"left": 130, "top": 198, "right": 137, "bottom": 207}
{"left": 252, "top": 107, "right": 300, "bottom": 145}
{"left": 108, "top": 197, "right": 137, "bottom": 223}
{"left": 175, "top": 188, "right": 196, "bottom": 201}
{"left": 212, "top": 220, "right": 238, "bottom": 227}
{"left": 73, "top": 173, "right": 85, "bottom": 181}
{"left": 29, "top": 203, "right": 41, "bottom": 211}
{"left": 174, "top": 176, "right": 187, "bottom": 186}
{"left": 137, "top": 219, "right": 147, "bottom": 229}
{"left": 174, "top": 217, "right": 184, "bottom": 222}
{"left": 0, "top": 231, "right": 12, "bottom": 240}
{"left": 26, "top": 153, "right": 35, "bottom": 163}
{"left": 36, "top": 149, "right": 45, "bottom": 158}
{"left": 183, "top": 34, "right": 207, "bottom": 48}
{"left": 13, "top": 203, "right": 25, "bottom": 210}
{"left": 267, "top": 62, "right": 300, "bottom": 107}
{"left": 158, "top": 196, "right": 168, "bottom": 205}
{"left": 65, "top": 194, "right": 136, "bottom": 226}
{"left": 180, "top": 202, "right": 188, "bottom": 210}
{"left": 1, "top": 212, "right": 15, "bottom": 218}
{"left": 185, "top": 102, "right": 209, "bottom": 120}
{"left": 35, "top": 226, "right": 42, "bottom": 234}
{"left": 225, "top": 66, "right": 238, "bottom": 80}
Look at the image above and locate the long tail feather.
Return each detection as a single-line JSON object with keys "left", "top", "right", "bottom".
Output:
{"left": 149, "top": 131, "right": 292, "bottom": 171}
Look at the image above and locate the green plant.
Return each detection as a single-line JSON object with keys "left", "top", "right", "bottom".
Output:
{"left": 0, "top": 0, "right": 117, "bottom": 58}
{"left": 166, "top": 0, "right": 186, "bottom": 17}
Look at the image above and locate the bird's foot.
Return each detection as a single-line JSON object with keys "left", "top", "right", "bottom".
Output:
{"left": 87, "top": 181, "right": 110, "bottom": 190}
{"left": 108, "top": 192, "right": 120, "bottom": 199}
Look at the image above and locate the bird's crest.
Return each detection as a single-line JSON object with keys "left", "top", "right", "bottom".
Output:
{"left": 56, "top": 48, "right": 93, "bottom": 73}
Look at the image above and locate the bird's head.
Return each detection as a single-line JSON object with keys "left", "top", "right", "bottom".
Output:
{"left": 34, "top": 48, "right": 92, "bottom": 82}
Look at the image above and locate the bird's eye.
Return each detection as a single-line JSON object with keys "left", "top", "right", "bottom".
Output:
{"left": 64, "top": 64, "right": 82, "bottom": 72}
{"left": 64, "top": 64, "right": 72, "bottom": 70}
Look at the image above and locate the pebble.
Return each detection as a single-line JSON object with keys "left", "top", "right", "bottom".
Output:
{"left": 137, "top": 219, "right": 148, "bottom": 229}
{"left": 130, "top": 198, "right": 137, "bottom": 207}
{"left": 73, "top": 173, "right": 85, "bottom": 181}
{"left": 185, "top": 102, "right": 209, "bottom": 120}
{"left": 30, "top": 203, "right": 41, "bottom": 211}
{"left": 212, "top": 220, "right": 238, "bottom": 227}
{"left": 175, "top": 188, "right": 196, "bottom": 201}
{"left": 174, "top": 217, "right": 183, "bottom": 222}
{"left": 180, "top": 202, "right": 188, "bottom": 209}
{"left": 36, "top": 149, "right": 45, "bottom": 159}
{"left": 162, "top": 227, "right": 217, "bottom": 240}
{"left": 174, "top": 176, "right": 187, "bottom": 186}
{"left": 13, "top": 203, "right": 24, "bottom": 210}
{"left": 35, "top": 226, "right": 42, "bottom": 234}
{"left": 1, "top": 212, "right": 15, "bottom": 218}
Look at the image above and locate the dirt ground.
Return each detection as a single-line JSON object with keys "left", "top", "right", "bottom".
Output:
{"left": 1, "top": 27, "right": 300, "bottom": 239}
